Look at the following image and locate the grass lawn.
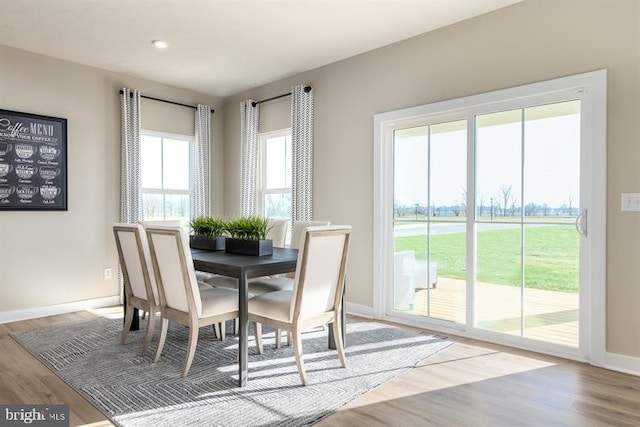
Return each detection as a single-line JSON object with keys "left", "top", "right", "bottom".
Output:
{"left": 394, "top": 225, "right": 579, "bottom": 292}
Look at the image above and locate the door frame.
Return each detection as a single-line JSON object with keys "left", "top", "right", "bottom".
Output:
{"left": 373, "top": 70, "right": 607, "bottom": 366}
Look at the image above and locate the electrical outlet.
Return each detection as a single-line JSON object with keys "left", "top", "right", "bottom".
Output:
{"left": 621, "top": 193, "right": 640, "bottom": 211}
{"left": 104, "top": 268, "right": 112, "bottom": 280}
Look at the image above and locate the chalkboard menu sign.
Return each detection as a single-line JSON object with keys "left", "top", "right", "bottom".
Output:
{"left": 0, "top": 109, "right": 67, "bottom": 210}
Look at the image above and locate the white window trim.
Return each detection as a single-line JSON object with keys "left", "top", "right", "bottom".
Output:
{"left": 373, "top": 70, "right": 607, "bottom": 366}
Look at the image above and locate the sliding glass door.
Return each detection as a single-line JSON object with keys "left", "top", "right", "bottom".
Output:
{"left": 375, "top": 71, "right": 606, "bottom": 362}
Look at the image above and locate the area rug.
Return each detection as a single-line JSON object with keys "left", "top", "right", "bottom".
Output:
{"left": 12, "top": 316, "right": 451, "bottom": 427}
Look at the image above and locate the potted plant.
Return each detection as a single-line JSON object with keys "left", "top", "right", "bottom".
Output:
{"left": 188, "top": 216, "right": 227, "bottom": 250}
{"left": 223, "top": 216, "right": 273, "bottom": 256}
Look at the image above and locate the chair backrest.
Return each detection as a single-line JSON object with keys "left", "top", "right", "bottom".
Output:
{"left": 290, "top": 220, "right": 330, "bottom": 250}
{"left": 145, "top": 225, "right": 202, "bottom": 316}
{"left": 113, "top": 223, "right": 159, "bottom": 305}
{"left": 266, "top": 219, "right": 289, "bottom": 248}
{"left": 139, "top": 220, "right": 182, "bottom": 228}
{"left": 291, "top": 225, "right": 351, "bottom": 320}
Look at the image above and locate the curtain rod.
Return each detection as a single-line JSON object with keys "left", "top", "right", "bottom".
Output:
{"left": 251, "top": 85, "right": 312, "bottom": 107}
{"left": 119, "top": 90, "right": 215, "bottom": 114}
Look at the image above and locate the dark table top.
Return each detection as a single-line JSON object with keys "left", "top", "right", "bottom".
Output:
{"left": 191, "top": 247, "right": 298, "bottom": 279}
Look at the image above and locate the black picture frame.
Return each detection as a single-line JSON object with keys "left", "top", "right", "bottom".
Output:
{"left": 0, "top": 109, "right": 68, "bottom": 211}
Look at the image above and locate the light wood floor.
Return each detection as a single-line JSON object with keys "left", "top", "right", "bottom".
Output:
{"left": 1, "top": 308, "right": 639, "bottom": 427}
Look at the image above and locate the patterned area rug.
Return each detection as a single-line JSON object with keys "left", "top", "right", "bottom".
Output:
{"left": 12, "top": 316, "right": 451, "bottom": 427}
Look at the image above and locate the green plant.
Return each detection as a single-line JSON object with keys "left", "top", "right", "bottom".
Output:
{"left": 224, "top": 216, "right": 270, "bottom": 240}
{"left": 189, "top": 216, "right": 226, "bottom": 236}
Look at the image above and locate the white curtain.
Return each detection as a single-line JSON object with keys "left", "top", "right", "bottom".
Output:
{"left": 192, "top": 104, "right": 211, "bottom": 217}
{"left": 119, "top": 88, "right": 141, "bottom": 301}
{"left": 120, "top": 88, "right": 142, "bottom": 224}
{"left": 240, "top": 100, "right": 260, "bottom": 216}
{"left": 291, "top": 85, "right": 314, "bottom": 222}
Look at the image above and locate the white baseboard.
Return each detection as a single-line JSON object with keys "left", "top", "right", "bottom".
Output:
{"left": 345, "top": 302, "right": 374, "bottom": 319}
{"left": 605, "top": 352, "right": 640, "bottom": 377}
{"left": 0, "top": 296, "right": 121, "bottom": 325}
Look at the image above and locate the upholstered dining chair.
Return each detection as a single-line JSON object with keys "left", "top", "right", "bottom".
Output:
{"left": 248, "top": 220, "right": 330, "bottom": 347}
{"left": 113, "top": 223, "right": 160, "bottom": 356}
{"left": 145, "top": 225, "right": 239, "bottom": 377}
{"left": 289, "top": 220, "right": 331, "bottom": 251}
{"left": 249, "top": 225, "right": 351, "bottom": 386}
{"left": 139, "top": 220, "right": 214, "bottom": 288}
{"left": 261, "top": 220, "right": 330, "bottom": 280}
{"left": 267, "top": 219, "right": 289, "bottom": 248}
{"left": 138, "top": 219, "right": 215, "bottom": 336}
{"left": 242, "top": 220, "right": 331, "bottom": 291}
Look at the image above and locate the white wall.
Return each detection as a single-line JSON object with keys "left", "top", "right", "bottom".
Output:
{"left": 223, "top": 0, "right": 640, "bottom": 358}
{"left": 0, "top": 45, "right": 224, "bottom": 313}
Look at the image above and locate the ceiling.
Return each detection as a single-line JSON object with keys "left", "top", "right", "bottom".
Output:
{"left": 0, "top": 0, "right": 521, "bottom": 98}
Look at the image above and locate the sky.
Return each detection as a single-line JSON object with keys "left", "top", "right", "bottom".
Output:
{"left": 393, "top": 111, "right": 580, "bottom": 210}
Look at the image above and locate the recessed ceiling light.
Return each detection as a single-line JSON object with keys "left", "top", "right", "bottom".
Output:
{"left": 152, "top": 40, "right": 169, "bottom": 49}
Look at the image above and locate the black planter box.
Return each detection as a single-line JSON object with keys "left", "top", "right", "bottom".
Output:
{"left": 224, "top": 238, "right": 273, "bottom": 256}
{"left": 189, "top": 235, "right": 226, "bottom": 251}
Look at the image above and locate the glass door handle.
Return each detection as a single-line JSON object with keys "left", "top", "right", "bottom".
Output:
{"left": 575, "top": 210, "right": 587, "bottom": 236}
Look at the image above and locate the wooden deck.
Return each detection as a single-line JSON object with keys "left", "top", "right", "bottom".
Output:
{"left": 399, "top": 278, "right": 579, "bottom": 347}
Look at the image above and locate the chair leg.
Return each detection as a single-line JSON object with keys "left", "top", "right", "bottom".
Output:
{"left": 292, "top": 326, "right": 307, "bottom": 386}
{"left": 274, "top": 328, "right": 291, "bottom": 347}
{"left": 140, "top": 308, "right": 156, "bottom": 356}
{"left": 332, "top": 314, "right": 347, "bottom": 368}
{"left": 121, "top": 305, "right": 135, "bottom": 345}
{"left": 220, "top": 321, "right": 226, "bottom": 341}
{"left": 153, "top": 318, "right": 169, "bottom": 363}
{"left": 213, "top": 321, "right": 228, "bottom": 340}
{"left": 255, "top": 322, "right": 263, "bottom": 354}
{"left": 182, "top": 325, "right": 199, "bottom": 377}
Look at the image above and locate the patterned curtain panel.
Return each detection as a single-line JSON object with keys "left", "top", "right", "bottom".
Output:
{"left": 240, "top": 100, "right": 260, "bottom": 216}
{"left": 120, "top": 88, "right": 142, "bottom": 224}
{"left": 291, "top": 85, "right": 314, "bottom": 222}
{"left": 192, "top": 104, "right": 211, "bottom": 218}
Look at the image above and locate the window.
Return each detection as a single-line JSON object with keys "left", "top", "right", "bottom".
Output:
{"left": 140, "top": 132, "right": 192, "bottom": 225}
{"left": 258, "top": 129, "right": 292, "bottom": 222}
